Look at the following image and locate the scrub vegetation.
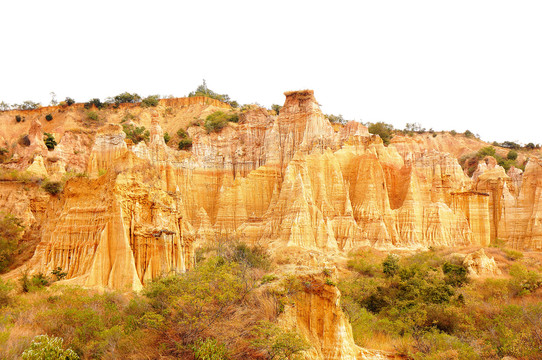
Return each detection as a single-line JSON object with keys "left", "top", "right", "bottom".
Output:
{"left": 339, "top": 247, "right": 542, "bottom": 359}
{"left": 0, "top": 243, "right": 309, "bottom": 360}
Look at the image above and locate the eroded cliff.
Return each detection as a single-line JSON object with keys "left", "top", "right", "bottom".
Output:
{"left": 2, "top": 90, "right": 541, "bottom": 292}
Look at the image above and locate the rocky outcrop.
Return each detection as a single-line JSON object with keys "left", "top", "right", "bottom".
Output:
{"left": 463, "top": 248, "right": 502, "bottom": 277}
{"left": 25, "top": 155, "right": 48, "bottom": 178}
{"left": 3, "top": 90, "right": 542, "bottom": 291}
{"left": 281, "top": 275, "right": 394, "bottom": 360}
{"left": 5, "top": 155, "right": 194, "bottom": 291}
{"left": 87, "top": 124, "right": 128, "bottom": 177}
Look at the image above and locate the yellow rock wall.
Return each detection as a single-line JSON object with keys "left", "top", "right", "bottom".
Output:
{"left": 3, "top": 90, "right": 542, "bottom": 291}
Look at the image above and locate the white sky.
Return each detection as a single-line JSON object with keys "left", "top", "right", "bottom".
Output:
{"left": 1, "top": 0, "right": 541, "bottom": 144}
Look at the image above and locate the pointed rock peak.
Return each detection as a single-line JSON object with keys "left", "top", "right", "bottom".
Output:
{"left": 507, "top": 166, "right": 523, "bottom": 178}
{"left": 150, "top": 110, "right": 160, "bottom": 125}
{"left": 26, "top": 155, "right": 48, "bottom": 178}
{"left": 28, "top": 119, "right": 44, "bottom": 145}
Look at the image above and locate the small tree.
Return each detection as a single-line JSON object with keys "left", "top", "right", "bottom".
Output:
{"left": 84, "top": 98, "right": 104, "bottom": 109}
{"left": 141, "top": 95, "right": 160, "bottom": 107}
{"left": 178, "top": 138, "right": 193, "bottom": 150}
{"left": 0, "top": 213, "right": 24, "bottom": 272}
{"left": 114, "top": 92, "right": 141, "bottom": 105}
{"left": 42, "top": 181, "right": 63, "bottom": 195}
{"left": 191, "top": 338, "right": 229, "bottom": 360}
{"left": 477, "top": 146, "right": 496, "bottom": 158}
{"left": 368, "top": 122, "right": 394, "bottom": 145}
{"left": 22, "top": 334, "right": 79, "bottom": 360}
{"left": 507, "top": 150, "right": 518, "bottom": 161}
{"left": 49, "top": 92, "right": 58, "bottom": 106}
{"left": 122, "top": 124, "right": 150, "bottom": 144}
{"left": 204, "top": 111, "right": 238, "bottom": 133}
{"left": 51, "top": 266, "right": 67, "bottom": 281}
{"left": 43, "top": 133, "right": 57, "bottom": 150}
{"left": 250, "top": 321, "right": 309, "bottom": 360}
{"left": 65, "top": 97, "right": 75, "bottom": 106}
{"left": 271, "top": 104, "right": 282, "bottom": 115}
{"left": 464, "top": 130, "right": 475, "bottom": 139}
{"left": 326, "top": 114, "right": 346, "bottom": 125}
{"left": 382, "top": 254, "right": 400, "bottom": 277}
{"left": 442, "top": 262, "right": 468, "bottom": 287}
{"left": 0, "top": 101, "right": 10, "bottom": 111}
{"left": 188, "top": 80, "right": 238, "bottom": 107}
{"left": 45, "top": 114, "right": 53, "bottom": 121}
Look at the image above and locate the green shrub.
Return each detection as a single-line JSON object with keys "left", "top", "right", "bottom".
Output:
{"left": 477, "top": 146, "right": 496, "bottom": 158}
{"left": 0, "top": 278, "right": 13, "bottom": 307}
{"left": 191, "top": 338, "right": 229, "bottom": 360}
{"left": 84, "top": 98, "right": 104, "bottom": 109}
{"left": 12, "top": 101, "right": 41, "bottom": 110}
{"left": 144, "top": 256, "right": 250, "bottom": 344}
{"left": 188, "top": 80, "right": 239, "bottom": 108}
{"left": 65, "top": 97, "right": 75, "bottom": 106}
{"left": 442, "top": 262, "right": 468, "bottom": 287}
{"left": 163, "top": 132, "right": 171, "bottom": 144}
{"left": 464, "top": 130, "right": 475, "bottom": 138}
{"left": 347, "top": 251, "right": 379, "bottom": 276}
{"left": 42, "top": 181, "right": 63, "bottom": 195}
{"left": 503, "top": 249, "right": 523, "bottom": 261}
{"left": 113, "top": 92, "right": 141, "bottom": 105}
{"left": 404, "top": 122, "right": 425, "bottom": 133}
{"left": 122, "top": 124, "right": 150, "bottom": 144}
{"left": 51, "top": 267, "right": 67, "bottom": 281}
{"left": 326, "top": 114, "right": 346, "bottom": 125}
{"left": 368, "top": 122, "right": 394, "bottom": 145}
{"left": 231, "top": 244, "right": 271, "bottom": 270}
{"left": 499, "top": 141, "right": 521, "bottom": 150}
{"left": 22, "top": 334, "right": 79, "bottom": 360}
{"left": 450, "top": 130, "right": 457, "bottom": 136}
{"left": 507, "top": 150, "right": 518, "bottom": 160}
{"left": 497, "top": 157, "right": 515, "bottom": 172}
{"left": 271, "top": 104, "right": 282, "bottom": 115}
{"left": 0, "top": 213, "right": 24, "bottom": 272}
{"left": 204, "top": 111, "right": 238, "bottom": 133}
{"left": 43, "top": 132, "right": 57, "bottom": 150}
{"left": 261, "top": 274, "right": 278, "bottom": 284}
{"left": 177, "top": 128, "right": 188, "bottom": 138}
{"left": 45, "top": 113, "right": 53, "bottom": 121}
{"left": 20, "top": 272, "right": 49, "bottom": 292}
{"left": 382, "top": 254, "right": 400, "bottom": 277}
{"left": 509, "top": 264, "right": 542, "bottom": 295}
{"left": 0, "top": 101, "right": 10, "bottom": 111}
{"left": 178, "top": 138, "right": 193, "bottom": 150}
{"left": 141, "top": 95, "right": 160, "bottom": 107}
{"left": 86, "top": 111, "right": 99, "bottom": 121}
{"left": 250, "top": 321, "right": 309, "bottom": 360}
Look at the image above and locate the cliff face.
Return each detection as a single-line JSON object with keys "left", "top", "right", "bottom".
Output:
{"left": 281, "top": 275, "right": 394, "bottom": 360}
{"left": 1, "top": 90, "right": 541, "bottom": 292}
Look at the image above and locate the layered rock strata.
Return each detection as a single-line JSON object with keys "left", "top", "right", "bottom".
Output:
{"left": 3, "top": 90, "right": 542, "bottom": 292}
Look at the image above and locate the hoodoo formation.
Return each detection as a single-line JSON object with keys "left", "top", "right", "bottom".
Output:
{"left": 1, "top": 89, "right": 541, "bottom": 359}
{"left": 1, "top": 90, "right": 541, "bottom": 284}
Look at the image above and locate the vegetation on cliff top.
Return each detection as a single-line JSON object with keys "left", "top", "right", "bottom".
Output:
{"left": 188, "top": 80, "right": 239, "bottom": 108}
